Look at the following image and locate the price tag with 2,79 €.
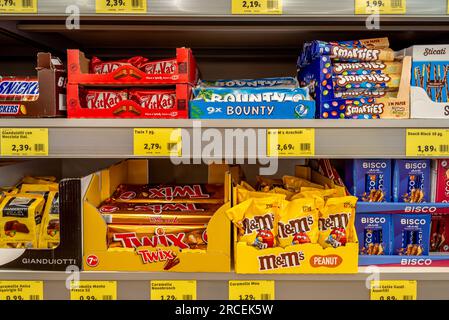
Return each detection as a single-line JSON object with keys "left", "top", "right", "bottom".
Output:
{"left": 150, "top": 280, "right": 197, "bottom": 300}
{"left": 371, "top": 280, "right": 417, "bottom": 300}
{"left": 134, "top": 128, "right": 182, "bottom": 157}
{"left": 0, "top": 281, "right": 43, "bottom": 300}
{"left": 406, "top": 129, "right": 449, "bottom": 157}
{"left": 231, "top": 0, "right": 282, "bottom": 14}
{"left": 0, "top": 128, "right": 48, "bottom": 156}
{"left": 355, "top": 0, "right": 406, "bottom": 14}
{"left": 0, "top": 0, "right": 38, "bottom": 13}
{"left": 70, "top": 281, "right": 117, "bottom": 300}
{"left": 267, "top": 128, "right": 315, "bottom": 157}
{"left": 229, "top": 280, "right": 275, "bottom": 300}
{"left": 96, "top": 0, "right": 147, "bottom": 14}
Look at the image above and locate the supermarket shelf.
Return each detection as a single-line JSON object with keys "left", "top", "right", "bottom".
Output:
{"left": 0, "top": 119, "right": 448, "bottom": 159}
{"left": 1, "top": 268, "right": 449, "bottom": 300}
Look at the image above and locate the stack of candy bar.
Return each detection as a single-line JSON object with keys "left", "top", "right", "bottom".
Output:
{"left": 298, "top": 37, "right": 403, "bottom": 119}
{"left": 0, "top": 176, "right": 60, "bottom": 249}
{"left": 98, "top": 183, "right": 224, "bottom": 269}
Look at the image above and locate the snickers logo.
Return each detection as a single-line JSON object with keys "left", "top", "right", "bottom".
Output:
{"left": 0, "top": 81, "right": 39, "bottom": 97}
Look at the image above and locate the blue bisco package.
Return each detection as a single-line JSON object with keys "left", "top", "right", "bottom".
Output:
{"left": 356, "top": 213, "right": 391, "bottom": 255}
{"left": 392, "top": 214, "right": 431, "bottom": 256}
{"left": 393, "top": 159, "right": 430, "bottom": 203}
{"left": 190, "top": 85, "right": 315, "bottom": 119}
{"left": 196, "top": 77, "right": 299, "bottom": 89}
{"left": 345, "top": 159, "right": 392, "bottom": 202}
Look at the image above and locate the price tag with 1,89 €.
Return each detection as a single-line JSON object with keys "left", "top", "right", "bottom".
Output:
{"left": 406, "top": 129, "right": 449, "bottom": 157}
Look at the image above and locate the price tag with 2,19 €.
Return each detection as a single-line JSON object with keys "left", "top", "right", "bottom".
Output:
{"left": 371, "top": 280, "right": 417, "bottom": 300}
{"left": 134, "top": 128, "right": 182, "bottom": 157}
{"left": 231, "top": 0, "right": 282, "bottom": 14}
{"left": 267, "top": 128, "right": 315, "bottom": 157}
{"left": 96, "top": 0, "right": 147, "bottom": 14}
{"left": 355, "top": 0, "right": 406, "bottom": 14}
{"left": 229, "top": 280, "right": 275, "bottom": 300}
{"left": 70, "top": 281, "right": 117, "bottom": 300}
{"left": 0, "top": 281, "right": 43, "bottom": 300}
{"left": 151, "top": 280, "right": 197, "bottom": 300}
{"left": 0, "top": 0, "right": 38, "bottom": 13}
{"left": 1, "top": 128, "right": 48, "bottom": 156}
{"left": 406, "top": 129, "right": 449, "bottom": 157}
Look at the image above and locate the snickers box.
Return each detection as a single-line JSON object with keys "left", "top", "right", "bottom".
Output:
{"left": 0, "top": 53, "right": 66, "bottom": 117}
{"left": 345, "top": 159, "right": 392, "bottom": 202}
{"left": 392, "top": 214, "right": 431, "bottom": 256}
{"left": 393, "top": 159, "right": 430, "bottom": 203}
{"left": 356, "top": 213, "right": 392, "bottom": 255}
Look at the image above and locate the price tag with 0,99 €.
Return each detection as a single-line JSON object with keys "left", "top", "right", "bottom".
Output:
{"left": 267, "top": 128, "right": 315, "bottom": 157}
{"left": 134, "top": 128, "right": 182, "bottom": 157}
{"left": 371, "top": 280, "right": 417, "bottom": 300}
{"left": 1, "top": 128, "right": 48, "bottom": 156}
{"left": 0, "top": 281, "right": 43, "bottom": 300}
{"left": 406, "top": 129, "right": 449, "bottom": 157}
{"left": 229, "top": 281, "right": 275, "bottom": 300}
{"left": 96, "top": 0, "right": 147, "bottom": 14}
{"left": 70, "top": 281, "right": 117, "bottom": 300}
{"left": 0, "top": 0, "right": 38, "bottom": 13}
{"left": 355, "top": 0, "right": 406, "bottom": 15}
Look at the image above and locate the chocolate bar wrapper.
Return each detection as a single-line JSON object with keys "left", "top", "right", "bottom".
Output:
{"left": 0, "top": 76, "right": 39, "bottom": 102}
{"left": 196, "top": 77, "right": 299, "bottom": 89}
{"left": 333, "top": 89, "right": 398, "bottom": 99}
{"left": 82, "top": 89, "right": 128, "bottom": 109}
{"left": 431, "top": 214, "right": 449, "bottom": 252}
{"left": 111, "top": 184, "right": 224, "bottom": 204}
{"left": 435, "top": 160, "right": 449, "bottom": 203}
{"left": 99, "top": 201, "right": 219, "bottom": 214}
{"left": 90, "top": 56, "right": 148, "bottom": 74}
{"left": 140, "top": 59, "right": 177, "bottom": 74}
{"left": 333, "top": 73, "right": 400, "bottom": 90}
{"left": 128, "top": 89, "right": 176, "bottom": 110}
{"left": 107, "top": 224, "right": 207, "bottom": 250}
{"left": 103, "top": 213, "right": 213, "bottom": 225}
{"left": 332, "top": 61, "right": 402, "bottom": 75}
{"left": 38, "top": 191, "right": 60, "bottom": 249}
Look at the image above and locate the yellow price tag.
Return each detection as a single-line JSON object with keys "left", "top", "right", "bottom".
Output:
{"left": 232, "top": 0, "right": 282, "bottom": 14}
{"left": 1, "top": 128, "right": 48, "bottom": 156}
{"left": 70, "top": 281, "right": 117, "bottom": 300}
{"left": 151, "top": 280, "right": 196, "bottom": 300}
{"left": 267, "top": 128, "right": 315, "bottom": 157}
{"left": 371, "top": 280, "right": 417, "bottom": 300}
{"left": 96, "top": 0, "right": 147, "bottom": 14}
{"left": 0, "top": 0, "right": 37, "bottom": 13}
{"left": 229, "top": 280, "right": 275, "bottom": 300}
{"left": 355, "top": 0, "right": 406, "bottom": 14}
{"left": 134, "top": 128, "right": 182, "bottom": 157}
{"left": 406, "top": 129, "right": 449, "bottom": 157}
{"left": 0, "top": 281, "right": 43, "bottom": 300}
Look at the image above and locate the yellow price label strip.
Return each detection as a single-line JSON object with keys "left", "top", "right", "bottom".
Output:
{"left": 96, "top": 0, "right": 147, "bottom": 14}
{"left": 406, "top": 129, "right": 449, "bottom": 157}
{"left": 355, "top": 0, "right": 406, "bottom": 14}
{"left": 151, "top": 280, "right": 197, "bottom": 300}
{"left": 232, "top": 0, "right": 282, "bottom": 14}
{"left": 267, "top": 128, "right": 315, "bottom": 157}
{"left": 229, "top": 280, "right": 275, "bottom": 300}
{"left": 1, "top": 128, "right": 48, "bottom": 156}
{"left": 70, "top": 281, "right": 117, "bottom": 300}
{"left": 134, "top": 128, "right": 182, "bottom": 157}
{"left": 0, "top": 0, "right": 37, "bottom": 13}
{"left": 371, "top": 280, "right": 417, "bottom": 300}
{"left": 0, "top": 281, "right": 43, "bottom": 300}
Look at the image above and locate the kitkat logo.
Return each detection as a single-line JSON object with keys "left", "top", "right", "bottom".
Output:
{"left": 310, "top": 255, "right": 343, "bottom": 268}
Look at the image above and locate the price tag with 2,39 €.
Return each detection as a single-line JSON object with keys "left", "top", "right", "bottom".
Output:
{"left": 229, "top": 280, "right": 275, "bottom": 300}
{"left": 96, "top": 0, "right": 147, "bottom": 14}
{"left": 0, "top": 0, "right": 38, "bottom": 13}
{"left": 0, "top": 281, "right": 43, "bottom": 300}
{"left": 1, "top": 128, "right": 48, "bottom": 156}
{"left": 151, "top": 280, "right": 197, "bottom": 300}
{"left": 267, "top": 128, "right": 315, "bottom": 157}
{"left": 371, "top": 280, "right": 417, "bottom": 300}
{"left": 355, "top": 0, "right": 406, "bottom": 14}
{"left": 70, "top": 281, "right": 117, "bottom": 300}
{"left": 406, "top": 129, "right": 449, "bottom": 157}
{"left": 134, "top": 128, "right": 182, "bottom": 157}
{"left": 231, "top": 0, "right": 282, "bottom": 14}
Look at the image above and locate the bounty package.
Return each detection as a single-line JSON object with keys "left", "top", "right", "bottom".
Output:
{"left": 392, "top": 214, "right": 431, "bottom": 256}
{"left": 190, "top": 77, "right": 315, "bottom": 119}
{"left": 345, "top": 159, "right": 392, "bottom": 202}
{"left": 356, "top": 213, "right": 391, "bottom": 255}
{"left": 393, "top": 159, "right": 430, "bottom": 203}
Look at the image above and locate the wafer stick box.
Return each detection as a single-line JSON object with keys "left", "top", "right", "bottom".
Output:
{"left": 82, "top": 160, "right": 231, "bottom": 272}
{"left": 407, "top": 45, "right": 449, "bottom": 118}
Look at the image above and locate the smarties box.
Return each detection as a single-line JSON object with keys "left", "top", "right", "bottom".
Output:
{"left": 393, "top": 160, "right": 430, "bottom": 203}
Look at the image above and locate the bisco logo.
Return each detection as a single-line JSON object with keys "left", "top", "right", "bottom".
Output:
{"left": 258, "top": 251, "right": 305, "bottom": 271}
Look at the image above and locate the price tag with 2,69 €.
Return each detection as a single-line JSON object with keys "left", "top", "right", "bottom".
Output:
{"left": 267, "top": 128, "right": 315, "bottom": 157}
{"left": 134, "top": 128, "right": 182, "bottom": 157}
{"left": 232, "top": 0, "right": 282, "bottom": 14}
{"left": 0, "top": 128, "right": 48, "bottom": 156}
{"left": 229, "top": 281, "right": 275, "bottom": 300}
{"left": 371, "top": 280, "right": 417, "bottom": 300}
{"left": 406, "top": 129, "right": 449, "bottom": 157}
{"left": 70, "top": 281, "right": 117, "bottom": 300}
{"left": 151, "top": 280, "right": 197, "bottom": 300}
{"left": 0, "top": 0, "right": 38, "bottom": 13}
{"left": 0, "top": 281, "right": 43, "bottom": 300}
{"left": 96, "top": 0, "right": 147, "bottom": 14}
{"left": 355, "top": 0, "right": 406, "bottom": 14}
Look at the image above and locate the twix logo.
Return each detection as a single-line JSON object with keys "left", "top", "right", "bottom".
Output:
{"left": 136, "top": 248, "right": 174, "bottom": 264}
{"left": 242, "top": 213, "right": 274, "bottom": 235}
{"left": 113, "top": 228, "right": 189, "bottom": 249}
{"left": 143, "top": 203, "right": 201, "bottom": 214}
{"left": 331, "top": 46, "right": 381, "bottom": 61}
{"left": 278, "top": 214, "right": 314, "bottom": 239}
{"left": 148, "top": 185, "right": 210, "bottom": 201}
{"left": 336, "top": 74, "right": 391, "bottom": 87}
{"left": 318, "top": 213, "right": 350, "bottom": 231}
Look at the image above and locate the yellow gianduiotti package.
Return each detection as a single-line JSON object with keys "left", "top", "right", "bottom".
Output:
{"left": 277, "top": 198, "right": 319, "bottom": 247}
{"left": 39, "top": 191, "right": 60, "bottom": 249}
{"left": 20, "top": 183, "right": 59, "bottom": 193}
{"left": 318, "top": 196, "right": 357, "bottom": 249}
{"left": 235, "top": 185, "right": 286, "bottom": 203}
{"left": 282, "top": 176, "right": 324, "bottom": 193}
{"left": 227, "top": 197, "right": 281, "bottom": 249}
{"left": 0, "top": 194, "right": 45, "bottom": 248}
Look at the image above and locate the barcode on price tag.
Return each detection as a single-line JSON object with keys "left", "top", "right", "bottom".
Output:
{"left": 150, "top": 281, "right": 197, "bottom": 300}
{"left": 0, "top": 281, "right": 43, "bottom": 300}
{"left": 370, "top": 280, "right": 417, "bottom": 300}
{"left": 70, "top": 281, "right": 117, "bottom": 300}
{"left": 355, "top": 0, "right": 406, "bottom": 14}
{"left": 229, "top": 281, "right": 275, "bottom": 300}
{"left": 232, "top": 0, "right": 282, "bottom": 14}
{"left": 0, "top": 0, "right": 37, "bottom": 13}
{"left": 0, "top": 128, "right": 48, "bottom": 156}
{"left": 96, "top": 0, "right": 147, "bottom": 14}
